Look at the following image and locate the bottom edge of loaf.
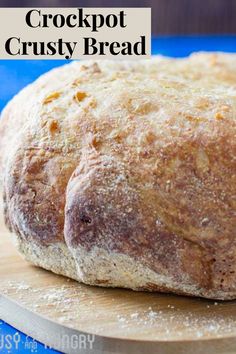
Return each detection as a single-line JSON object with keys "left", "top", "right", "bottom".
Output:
{"left": 9, "top": 232, "right": 236, "bottom": 301}
{"left": 10, "top": 232, "right": 79, "bottom": 281}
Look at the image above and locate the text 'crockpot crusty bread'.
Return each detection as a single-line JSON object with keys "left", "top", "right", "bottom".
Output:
{"left": 0, "top": 53, "right": 236, "bottom": 300}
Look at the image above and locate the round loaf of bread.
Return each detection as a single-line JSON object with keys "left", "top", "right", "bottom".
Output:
{"left": 0, "top": 53, "right": 236, "bottom": 300}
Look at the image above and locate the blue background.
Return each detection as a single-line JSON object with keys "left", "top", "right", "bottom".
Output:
{"left": 1, "top": 36, "right": 236, "bottom": 112}
{"left": 0, "top": 36, "right": 236, "bottom": 353}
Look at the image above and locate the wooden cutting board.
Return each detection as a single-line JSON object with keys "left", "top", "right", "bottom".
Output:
{"left": 1, "top": 196, "right": 236, "bottom": 354}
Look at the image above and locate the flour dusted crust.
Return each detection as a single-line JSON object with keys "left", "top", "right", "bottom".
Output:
{"left": 0, "top": 53, "right": 236, "bottom": 300}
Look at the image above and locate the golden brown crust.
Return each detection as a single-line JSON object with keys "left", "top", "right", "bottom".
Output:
{"left": 1, "top": 53, "right": 236, "bottom": 300}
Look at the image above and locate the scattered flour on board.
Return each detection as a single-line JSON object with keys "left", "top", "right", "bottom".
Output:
{"left": 114, "top": 305, "right": 236, "bottom": 340}
{"left": 2, "top": 280, "right": 236, "bottom": 340}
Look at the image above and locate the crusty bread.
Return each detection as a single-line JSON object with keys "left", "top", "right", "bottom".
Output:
{"left": 0, "top": 53, "right": 236, "bottom": 300}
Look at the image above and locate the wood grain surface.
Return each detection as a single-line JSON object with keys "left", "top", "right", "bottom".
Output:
{"left": 1, "top": 195, "right": 236, "bottom": 353}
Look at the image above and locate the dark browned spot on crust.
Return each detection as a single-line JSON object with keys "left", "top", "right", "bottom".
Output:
{"left": 96, "top": 279, "right": 110, "bottom": 284}
{"left": 74, "top": 91, "right": 87, "bottom": 102}
{"left": 48, "top": 120, "right": 59, "bottom": 135}
{"left": 80, "top": 214, "right": 92, "bottom": 224}
{"left": 43, "top": 92, "right": 61, "bottom": 104}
